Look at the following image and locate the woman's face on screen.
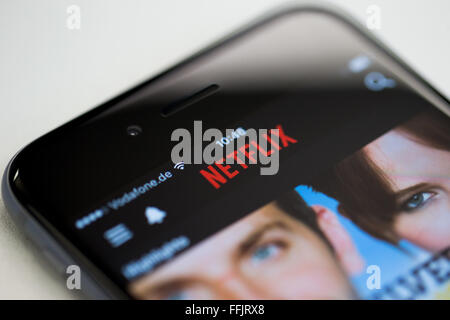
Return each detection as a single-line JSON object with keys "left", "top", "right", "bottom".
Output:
{"left": 365, "top": 130, "right": 450, "bottom": 252}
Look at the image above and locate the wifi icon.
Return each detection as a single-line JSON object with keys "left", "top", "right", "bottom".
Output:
{"left": 174, "top": 161, "right": 184, "bottom": 170}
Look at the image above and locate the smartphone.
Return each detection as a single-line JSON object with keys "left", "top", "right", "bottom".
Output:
{"left": 3, "top": 4, "right": 450, "bottom": 300}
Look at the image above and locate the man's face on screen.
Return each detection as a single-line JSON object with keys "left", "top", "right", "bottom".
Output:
{"left": 129, "top": 202, "right": 354, "bottom": 299}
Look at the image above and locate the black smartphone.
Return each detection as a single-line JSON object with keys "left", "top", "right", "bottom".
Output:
{"left": 3, "top": 5, "right": 450, "bottom": 300}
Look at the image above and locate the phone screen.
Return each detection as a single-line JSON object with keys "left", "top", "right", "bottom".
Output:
{"left": 12, "top": 9, "right": 450, "bottom": 299}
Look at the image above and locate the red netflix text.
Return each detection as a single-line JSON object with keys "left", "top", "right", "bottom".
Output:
{"left": 199, "top": 125, "right": 297, "bottom": 189}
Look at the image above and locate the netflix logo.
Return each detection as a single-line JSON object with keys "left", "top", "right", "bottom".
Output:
{"left": 199, "top": 125, "right": 297, "bottom": 189}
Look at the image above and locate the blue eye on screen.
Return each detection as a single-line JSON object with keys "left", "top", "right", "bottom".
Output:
{"left": 251, "top": 243, "right": 280, "bottom": 265}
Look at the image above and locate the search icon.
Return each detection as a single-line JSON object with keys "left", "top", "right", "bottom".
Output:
{"left": 364, "top": 72, "right": 396, "bottom": 91}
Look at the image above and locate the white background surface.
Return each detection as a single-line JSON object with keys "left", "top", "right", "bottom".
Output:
{"left": 0, "top": 0, "right": 449, "bottom": 299}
